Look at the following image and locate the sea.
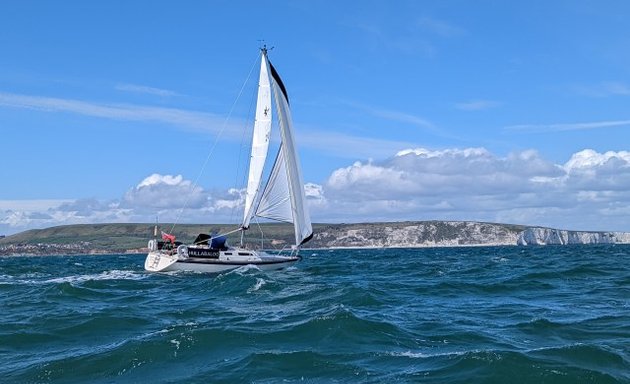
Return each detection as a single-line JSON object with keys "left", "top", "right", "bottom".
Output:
{"left": 0, "top": 245, "right": 628, "bottom": 383}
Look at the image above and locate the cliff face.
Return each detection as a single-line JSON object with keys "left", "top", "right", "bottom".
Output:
{"left": 308, "top": 221, "right": 630, "bottom": 248}
{"left": 310, "top": 221, "right": 522, "bottom": 248}
{"left": 517, "top": 228, "right": 629, "bottom": 246}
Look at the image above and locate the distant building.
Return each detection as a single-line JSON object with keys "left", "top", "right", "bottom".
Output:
{"left": 0, "top": 235, "right": 5, "bottom": 239}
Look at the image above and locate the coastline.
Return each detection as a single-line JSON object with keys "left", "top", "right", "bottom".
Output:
{"left": 2, "top": 221, "right": 629, "bottom": 257}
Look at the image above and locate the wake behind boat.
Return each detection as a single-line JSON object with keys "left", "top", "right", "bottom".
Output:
{"left": 144, "top": 46, "right": 312, "bottom": 273}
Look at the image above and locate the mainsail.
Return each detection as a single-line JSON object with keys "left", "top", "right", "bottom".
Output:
{"left": 243, "top": 49, "right": 312, "bottom": 246}
{"left": 242, "top": 52, "right": 272, "bottom": 229}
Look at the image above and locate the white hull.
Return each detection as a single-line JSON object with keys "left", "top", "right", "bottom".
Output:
{"left": 144, "top": 248, "right": 300, "bottom": 274}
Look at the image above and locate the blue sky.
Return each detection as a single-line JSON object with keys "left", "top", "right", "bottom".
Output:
{"left": 1, "top": 1, "right": 630, "bottom": 235}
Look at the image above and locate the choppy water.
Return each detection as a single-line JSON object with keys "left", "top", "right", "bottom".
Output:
{"left": 1, "top": 246, "right": 629, "bottom": 383}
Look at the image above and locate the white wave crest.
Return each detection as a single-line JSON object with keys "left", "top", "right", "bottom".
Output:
{"left": 385, "top": 350, "right": 467, "bottom": 359}
{"left": 47, "top": 270, "right": 146, "bottom": 284}
{"left": 232, "top": 264, "right": 262, "bottom": 275}
{"left": 247, "top": 277, "right": 266, "bottom": 293}
{"left": 5, "top": 270, "right": 147, "bottom": 285}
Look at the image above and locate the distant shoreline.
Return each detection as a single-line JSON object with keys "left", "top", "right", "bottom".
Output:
{"left": 1, "top": 221, "right": 629, "bottom": 256}
{"left": 4, "top": 243, "right": 630, "bottom": 258}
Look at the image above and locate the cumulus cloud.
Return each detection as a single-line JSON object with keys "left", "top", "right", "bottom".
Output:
{"left": 122, "top": 174, "right": 208, "bottom": 210}
{"left": 0, "top": 198, "right": 130, "bottom": 234}
{"left": 321, "top": 147, "right": 630, "bottom": 231}
{"left": 305, "top": 183, "right": 324, "bottom": 199}
{"left": 0, "top": 174, "right": 244, "bottom": 235}
{"left": 212, "top": 188, "right": 245, "bottom": 211}
{"left": 328, "top": 148, "right": 563, "bottom": 200}
{"left": 57, "top": 198, "right": 115, "bottom": 215}
{"left": 564, "top": 149, "right": 630, "bottom": 172}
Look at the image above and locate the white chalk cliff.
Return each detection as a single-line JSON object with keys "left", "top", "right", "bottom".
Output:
{"left": 309, "top": 221, "right": 630, "bottom": 248}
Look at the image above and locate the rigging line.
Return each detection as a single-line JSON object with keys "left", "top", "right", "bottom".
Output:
{"left": 254, "top": 216, "right": 266, "bottom": 250}
{"left": 169, "top": 52, "right": 261, "bottom": 234}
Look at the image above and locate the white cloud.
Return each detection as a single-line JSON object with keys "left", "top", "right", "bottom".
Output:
{"left": 0, "top": 90, "right": 428, "bottom": 161}
{"left": 327, "top": 148, "right": 562, "bottom": 200}
{"left": 304, "top": 183, "right": 325, "bottom": 200}
{"left": 2, "top": 149, "right": 630, "bottom": 235}
{"left": 0, "top": 174, "right": 244, "bottom": 235}
{"left": 0, "top": 91, "right": 232, "bottom": 133}
{"left": 562, "top": 149, "right": 630, "bottom": 191}
{"left": 320, "top": 147, "right": 630, "bottom": 231}
{"left": 0, "top": 198, "right": 130, "bottom": 234}
{"left": 564, "top": 149, "right": 630, "bottom": 172}
{"left": 116, "top": 175, "right": 246, "bottom": 224}
{"left": 122, "top": 173, "right": 208, "bottom": 210}
{"left": 212, "top": 188, "right": 244, "bottom": 210}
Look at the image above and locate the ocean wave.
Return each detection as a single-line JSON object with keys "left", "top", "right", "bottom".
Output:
{"left": 1, "top": 269, "right": 147, "bottom": 286}
{"left": 2, "top": 247, "right": 629, "bottom": 383}
{"left": 46, "top": 270, "right": 147, "bottom": 284}
{"left": 247, "top": 277, "right": 267, "bottom": 293}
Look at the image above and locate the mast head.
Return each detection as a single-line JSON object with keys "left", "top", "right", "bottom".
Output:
{"left": 259, "top": 42, "right": 274, "bottom": 56}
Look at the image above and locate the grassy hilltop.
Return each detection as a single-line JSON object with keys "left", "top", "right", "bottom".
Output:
{"left": 0, "top": 223, "right": 300, "bottom": 253}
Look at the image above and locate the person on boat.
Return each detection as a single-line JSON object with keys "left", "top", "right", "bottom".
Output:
{"left": 161, "top": 231, "right": 176, "bottom": 251}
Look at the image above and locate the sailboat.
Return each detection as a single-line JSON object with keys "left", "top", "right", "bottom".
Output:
{"left": 144, "top": 47, "right": 313, "bottom": 273}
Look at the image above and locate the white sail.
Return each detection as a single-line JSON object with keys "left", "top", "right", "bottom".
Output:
{"left": 266, "top": 66, "right": 313, "bottom": 246}
{"left": 242, "top": 53, "right": 272, "bottom": 229}
{"left": 256, "top": 147, "right": 292, "bottom": 223}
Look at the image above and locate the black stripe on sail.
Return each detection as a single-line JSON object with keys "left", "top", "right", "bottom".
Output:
{"left": 300, "top": 232, "right": 314, "bottom": 246}
{"left": 269, "top": 61, "right": 289, "bottom": 105}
